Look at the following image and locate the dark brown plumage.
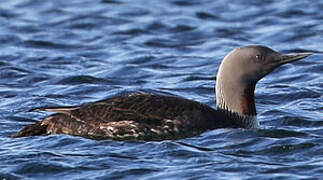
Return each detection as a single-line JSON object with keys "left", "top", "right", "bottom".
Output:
{"left": 13, "top": 93, "right": 236, "bottom": 140}
{"left": 12, "top": 45, "right": 311, "bottom": 141}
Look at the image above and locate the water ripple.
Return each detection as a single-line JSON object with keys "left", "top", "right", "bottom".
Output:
{"left": 0, "top": 0, "right": 322, "bottom": 179}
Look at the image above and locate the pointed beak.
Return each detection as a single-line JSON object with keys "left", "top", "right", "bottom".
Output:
{"left": 279, "top": 52, "right": 312, "bottom": 65}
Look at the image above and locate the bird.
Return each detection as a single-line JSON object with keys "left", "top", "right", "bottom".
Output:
{"left": 12, "top": 45, "right": 312, "bottom": 141}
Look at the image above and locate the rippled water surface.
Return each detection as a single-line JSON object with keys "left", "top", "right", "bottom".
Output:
{"left": 1, "top": 0, "right": 322, "bottom": 179}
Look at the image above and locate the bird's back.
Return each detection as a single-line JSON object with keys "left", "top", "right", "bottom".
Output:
{"left": 13, "top": 93, "right": 236, "bottom": 140}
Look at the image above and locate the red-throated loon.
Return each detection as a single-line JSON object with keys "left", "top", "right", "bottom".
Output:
{"left": 12, "top": 45, "right": 311, "bottom": 141}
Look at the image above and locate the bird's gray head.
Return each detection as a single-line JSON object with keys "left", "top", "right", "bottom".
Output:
{"left": 216, "top": 45, "right": 311, "bottom": 119}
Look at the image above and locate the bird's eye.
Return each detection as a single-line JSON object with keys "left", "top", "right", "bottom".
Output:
{"left": 255, "top": 55, "right": 265, "bottom": 62}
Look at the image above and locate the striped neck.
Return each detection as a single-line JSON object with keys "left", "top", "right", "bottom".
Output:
{"left": 218, "top": 108, "right": 259, "bottom": 128}
{"left": 216, "top": 81, "right": 259, "bottom": 128}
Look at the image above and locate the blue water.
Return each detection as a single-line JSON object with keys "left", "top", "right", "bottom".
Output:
{"left": 1, "top": 0, "right": 322, "bottom": 179}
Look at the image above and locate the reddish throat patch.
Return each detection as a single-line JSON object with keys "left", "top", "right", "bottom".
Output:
{"left": 241, "top": 85, "right": 256, "bottom": 115}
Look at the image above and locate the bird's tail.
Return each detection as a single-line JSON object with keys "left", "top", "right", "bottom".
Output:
{"left": 11, "top": 121, "right": 47, "bottom": 138}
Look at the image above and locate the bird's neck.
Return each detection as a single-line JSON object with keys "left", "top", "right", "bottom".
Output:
{"left": 216, "top": 76, "right": 259, "bottom": 128}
